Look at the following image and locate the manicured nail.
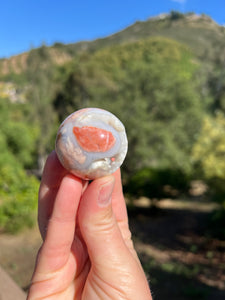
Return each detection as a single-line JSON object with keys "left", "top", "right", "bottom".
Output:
{"left": 98, "top": 177, "right": 115, "bottom": 207}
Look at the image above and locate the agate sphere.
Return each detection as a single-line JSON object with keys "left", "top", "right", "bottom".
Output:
{"left": 55, "top": 108, "right": 128, "bottom": 180}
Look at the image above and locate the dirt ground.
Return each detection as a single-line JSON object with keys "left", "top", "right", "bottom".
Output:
{"left": 0, "top": 197, "right": 224, "bottom": 299}
{"left": 0, "top": 224, "right": 41, "bottom": 291}
{"left": 129, "top": 198, "right": 225, "bottom": 299}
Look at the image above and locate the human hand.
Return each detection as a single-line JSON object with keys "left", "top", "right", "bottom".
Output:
{"left": 27, "top": 151, "right": 152, "bottom": 300}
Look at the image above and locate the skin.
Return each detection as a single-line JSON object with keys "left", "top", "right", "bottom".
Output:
{"left": 27, "top": 151, "right": 152, "bottom": 300}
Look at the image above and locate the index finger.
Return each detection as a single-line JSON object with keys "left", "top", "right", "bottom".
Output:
{"left": 38, "top": 151, "right": 68, "bottom": 238}
{"left": 40, "top": 150, "right": 68, "bottom": 191}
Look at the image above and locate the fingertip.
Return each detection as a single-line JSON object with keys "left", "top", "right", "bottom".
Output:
{"left": 78, "top": 175, "right": 114, "bottom": 218}
{"left": 43, "top": 150, "right": 61, "bottom": 172}
{"left": 40, "top": 151, "right": 68, "bottom": 189}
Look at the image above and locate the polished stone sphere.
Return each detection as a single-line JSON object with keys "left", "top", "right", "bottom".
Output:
{"left": 55, "top": 108, "right": 128, "bottom": 180}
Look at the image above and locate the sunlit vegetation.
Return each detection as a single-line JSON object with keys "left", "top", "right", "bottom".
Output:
{"left": 192, "top": 113, "right": 225, "bottom": 209}
{"left": 53, "top": 38, "right": 204, "bottom": 177}
{"left": 0, "top": 12, "right": 225, "bottom": 233}
{"left": 0, "top": 98, "right": 39, "bottom": 232}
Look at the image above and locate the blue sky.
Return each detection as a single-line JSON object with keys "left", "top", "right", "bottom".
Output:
{"left": 0, "top": 0, "right": 224, "bottom": 58}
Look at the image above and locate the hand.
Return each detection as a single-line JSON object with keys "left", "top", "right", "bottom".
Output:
{"left": 27, "top": 151, "right": 152, "bottom": 299}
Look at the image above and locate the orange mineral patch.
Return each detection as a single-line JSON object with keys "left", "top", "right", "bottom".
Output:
{"left": 73, "top": 126, "right": 115, "bottom": 152}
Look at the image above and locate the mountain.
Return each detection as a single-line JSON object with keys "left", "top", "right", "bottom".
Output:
{"left": 0, "top": 11, "right": 225, "bottom": 80}
{"left": 65, "top": 11, "right": 225, "bottom": 59}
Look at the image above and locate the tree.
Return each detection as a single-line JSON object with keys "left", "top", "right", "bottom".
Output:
{"left": 192, "top": 112, "right": 225, "bottom": 206}
{"left": 26, "top": 45, "right": 58, "bottom": 170}
{"left": 54, "top": 37, "right": 204, "bottom": 177}
{"left": 53, "top": 64, "right": 90, "bottom": 122}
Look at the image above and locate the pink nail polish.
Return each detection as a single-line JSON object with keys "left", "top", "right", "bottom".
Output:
{"left": 98, "top": 179, "right": 114, "bottom": 207}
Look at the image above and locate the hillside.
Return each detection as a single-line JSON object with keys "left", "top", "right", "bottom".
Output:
{"left": 0, "top": 48, "right": 72, "bottom": 77}
{"left": 65, "top": 12, "right": 225, "bottom": 59}
{"left": 0, "top": 12, "right": 225, "bottom": 79}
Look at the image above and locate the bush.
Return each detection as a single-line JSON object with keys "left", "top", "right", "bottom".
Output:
{"left": 170, "top": 11, "right": 185, "bottom": 21}
{"left": 125, "top": 167, "right": 190, "bottom": 201}
{"left": 0, "top": 121, "right": 39, "bottom": 233}
{"left": 192, "top": 113, "right": 225, "bottom": 206}
{"left": 0, "top": 158, "right": 39, "bottom": 233}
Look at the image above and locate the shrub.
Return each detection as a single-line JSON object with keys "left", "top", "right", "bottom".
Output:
{"left": 192, "top": 113, "right": 225, "bottom": 206}
{"left": 125, "top": 167, "right": 190, "bottom": 201}
{"left": 0, "top": 131, "right": 39, "bottom": 233}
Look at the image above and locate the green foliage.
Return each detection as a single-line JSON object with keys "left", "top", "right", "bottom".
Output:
{"left": 207, "top": 40, "right": 225, "bottom": 113}
{"left": 161, "top": 261, "right": 200, "bottom": 278}
{"left": 1, "top": 13, "right": 225, "bottom": 233}
{"left": 170, "top": 11, "right": 185, "bottom": 21}
{"left": 192, "top": 113, "right": 225, "bottom": 179}
{"left": 192, "top": 113, "right": 225, "bottom": 205}
{"left": 0, "top": 136, "right": 39, "bottom": 233}
{"left": 26, "top": 45, "right": 58, "bottom": 159}
{"left": 3, "top": 121, "right": 39, "bottom": 167}
{"left": 0, "top": 72, "right": 27, "bottom": 85}
{"left": 54, "top": 37, "right": 203, "bottom": 176}
{"left": 125, "top": 167, "right": 190, "bottom": 200}
{"left": 0, "top": 99, "right": 39, "bottom": 168}
{"left": 0, "top": 98, "right": 39, "bottom": 233}
{"left": 53, "top": 64, "right": 90, "bottom": 121}
{"left": 0, "top": 162, "right": 39, "bottom": 233}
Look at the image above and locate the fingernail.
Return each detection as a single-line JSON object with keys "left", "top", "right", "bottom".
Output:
{"left": 98, "top": 177, "right": 115, "bottom": 207}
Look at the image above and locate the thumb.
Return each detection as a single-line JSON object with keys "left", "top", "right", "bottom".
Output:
{"left": 78, "top": 175, "right": 131, "bottom": 270}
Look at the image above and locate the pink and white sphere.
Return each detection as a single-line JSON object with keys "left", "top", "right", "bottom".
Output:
{"left": 55, "top": 108, "right": 128, "bottom": 180}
